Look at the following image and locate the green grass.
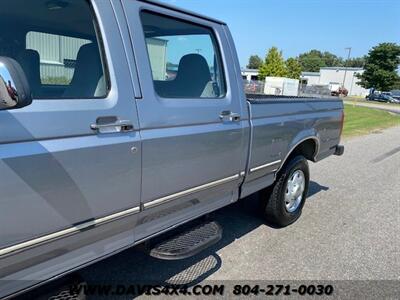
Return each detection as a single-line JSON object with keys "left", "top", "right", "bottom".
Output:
{"left": 343, "top": 104, "right": 400, "bottom": 137}
{"left": 346, "top": 96, "right": 365, "bottom": 101}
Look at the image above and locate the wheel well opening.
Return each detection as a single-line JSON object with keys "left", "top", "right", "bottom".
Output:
{"left": 286, "top": 139, "right": 318, "bottom": 164}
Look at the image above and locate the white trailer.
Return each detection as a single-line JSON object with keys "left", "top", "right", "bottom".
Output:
{"left": 264, "top": 77, "right": 299, "bottom": 96}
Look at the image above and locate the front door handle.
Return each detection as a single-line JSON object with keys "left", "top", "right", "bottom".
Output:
{"left": 91, "top": 117, "right": 134, "bottom": 134}
{"left": 219, "top": 111, "right": 241, "bottom": 122}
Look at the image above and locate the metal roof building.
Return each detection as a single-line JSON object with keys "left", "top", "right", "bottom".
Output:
{"left": 301, "top": 67, "right": 368, "bottom": 96}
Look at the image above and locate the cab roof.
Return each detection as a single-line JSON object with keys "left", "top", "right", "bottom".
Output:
{"left": 138, "top": 0, "right": 226, "bottom": 25}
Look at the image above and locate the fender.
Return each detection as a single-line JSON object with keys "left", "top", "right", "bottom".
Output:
{"left": 276, "top": 130, "right": 320, "bottom": 173}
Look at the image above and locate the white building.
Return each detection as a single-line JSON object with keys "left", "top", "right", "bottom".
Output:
{"left": 241, "top": 66, "right": 369, "bottom": 97}
{"left": 301, "top": 67, "right": 368, "bottom": 96}
{"left": 300, "top": 72, "right": 320, "bottom": 85}
{"left": 145, "top": 38, "right": 168, "bottom": 80}
{"left": 241, "top": 68, "right": 260, "bottom": 81}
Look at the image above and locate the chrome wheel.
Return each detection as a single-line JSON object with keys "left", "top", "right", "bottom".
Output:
{"left": 285, "top": 170, "right": 305, "bottom": 213}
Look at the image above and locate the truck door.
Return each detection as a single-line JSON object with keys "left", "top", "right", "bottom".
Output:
{"left": 0, "top": 0, "right": 141, "bottom": 292}
{"left": 122, "top": 2, "right": 247, "bottom": 239}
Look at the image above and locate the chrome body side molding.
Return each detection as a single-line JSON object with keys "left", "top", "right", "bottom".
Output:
{"left": 249, "top": 160, "right": 282, "bottom": 174}
{"left": 0, "top": 206, "right": 140, "bottom": 257}
{"left": 143, "top": 174, "right": 240, "bottom": 209}
{"left": 0, "top": 174, "right": 243, "bottom": 257}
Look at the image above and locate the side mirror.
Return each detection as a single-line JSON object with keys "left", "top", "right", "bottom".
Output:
{"left": 0, "top": 57, "right": 32, "bottom": 111}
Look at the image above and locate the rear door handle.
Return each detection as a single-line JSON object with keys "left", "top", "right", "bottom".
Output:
{"left": 91, "top": 118, "right": 134, "bottom": 134}
{"left": 219, "top": 111, "right": 241, "bottom": 123}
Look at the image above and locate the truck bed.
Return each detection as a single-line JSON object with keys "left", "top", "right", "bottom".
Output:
{"left": 246, "top": 93, "right": 342, "bottom": 103}
{"left": 241, "top": 92, "right": 344, "bottom": 199}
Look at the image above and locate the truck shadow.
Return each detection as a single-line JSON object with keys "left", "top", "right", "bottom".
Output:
{"left": 77, "top": 194, "right": 264, "bottom": 298}
{"left": 78, "top": 183, "right": 330, "bottom": 299}
{"left": 308, "top": 181, "right": 329, "bottom": 198}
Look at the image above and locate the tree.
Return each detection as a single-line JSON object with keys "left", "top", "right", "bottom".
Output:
{"left": 322, "top": 51, "right": 343, "bottom": 67}
{"left": 391, "top": 78, "right": 400, "bottom": 90}
{"left": 247, "top": 55, "right": 263, "bottom": 69}
{"left": 357, "top": 43, "right": 400, "bottom": 91}
{"left": 298, "top": 49, "right": 366, "bottom": 72}
{"left": 286, "top": 58, "right": 302, "bottom": 79}
{"left": 298, "top": 50, "right": 347, "bottom": 72}
{"left": 344, "top": 57, "right": 365, "bottom": 68}
{"left": 298, "top": 50, "right": 326, "bottom": 72}
{"left": 259, "top": 47, "right": 287, "bottom": 79}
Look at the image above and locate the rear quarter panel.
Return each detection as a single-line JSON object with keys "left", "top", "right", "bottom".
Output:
{"left": 241, "top": 98, "right": 343, "bottom": 198}
{"left": 305, "top": 100, "right": 344, "bottom": 160}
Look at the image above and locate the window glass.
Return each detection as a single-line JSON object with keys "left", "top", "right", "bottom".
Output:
{"left": 0, "top": 0, "right": 108, "bottom": 99}
{"left": 140, "top": 11, "right": 226, "bottom": 99}
{"left": 26, "top": 32, "right": 91, "bottom": 86}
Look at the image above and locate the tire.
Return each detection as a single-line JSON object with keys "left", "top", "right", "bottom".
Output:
{"left": 260, "top": 155, "right": 310, "bottom": 228}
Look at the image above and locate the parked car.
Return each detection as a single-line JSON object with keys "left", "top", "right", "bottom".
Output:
{"left": 389, "top": 97, "right": 400, "bottom": 104}
{"left": 0, "top": 0, "right": 345, "bottom": 298}
{"left": 331, "top": 87, "right": 349, "bottom": 97}
{"left": 366, "top": 92, "right": 398, "bottom": 103}
{"left": 329, "top": 83, "right": 348, "bottom": 97}
{"left": 389, "top": 90, "right": 400, "bottom": 102}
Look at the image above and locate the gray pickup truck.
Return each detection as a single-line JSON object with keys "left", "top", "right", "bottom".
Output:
{"left": 0, "top": 0, "right": 344, "bottom": 298}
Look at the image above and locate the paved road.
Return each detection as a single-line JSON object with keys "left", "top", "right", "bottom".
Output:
{"left": 344, "top": 100, "right": 400, "bottom": 114}
{"left": 25, "top": 127, "right": 400, "bottom": 298}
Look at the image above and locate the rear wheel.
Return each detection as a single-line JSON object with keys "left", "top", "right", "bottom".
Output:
{"left": 260, "top": 156, "right": 309, "bottom": 227}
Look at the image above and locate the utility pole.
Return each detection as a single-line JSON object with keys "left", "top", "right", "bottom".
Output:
{"left": 342, "top": 47, "right": 352, "bottom": 89}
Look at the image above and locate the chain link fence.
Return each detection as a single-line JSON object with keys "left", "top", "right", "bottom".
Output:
{"left": 243, "top": 80, "right": 265, "bottom": 95}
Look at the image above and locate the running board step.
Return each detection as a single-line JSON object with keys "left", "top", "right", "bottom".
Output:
{"left": 149, "top": 221, "right": 223, "bottom": 260}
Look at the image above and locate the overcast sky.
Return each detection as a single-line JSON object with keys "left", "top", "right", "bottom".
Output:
{"left": 160, "top": 0, "right": 400, "bottom": 67}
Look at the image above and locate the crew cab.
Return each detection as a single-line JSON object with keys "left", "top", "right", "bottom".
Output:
{"left": 0, "top": 0, "right": 344, "bottom": 298}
